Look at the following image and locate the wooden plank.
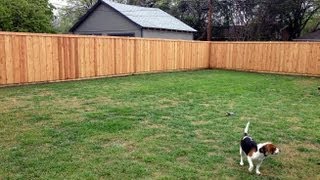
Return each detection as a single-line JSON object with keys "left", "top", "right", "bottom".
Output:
{"left": 305, "top": 43, "right": 312, "bottom": 74}
{"left": 176, "top": 42, "right": 182, "bottom": 69}
{"left": 114, "top": 39, "right": 121, "bottom": 74}
{"left": 168, "top": 42, "right": 176, "bottom": 70}
{"left": 124, "top": 39, "right": 130, "bottom": 73}
{"left": 290, "top": 43, "right": 298, "bottom": 73}
{"left": 74, "top": 38, "right": 80, "bottom": 78}
{"left": 219, "top": 44, "right": 227, "bottom": 69}
{"left": 0, "top": 35, "right": 6, "bottom": 84}
{"left": 309, "top": 43, "right": 319, "bottom": 75}
{"left": 168, "top": 41, "right": 174, "bottom": 70}
{"left": 186, "top": 42, "right": 192, "bottom": 69}
{"left": 38, "top": 36, "right": 47, "bottom": 82}
{"left": 163, "top": 41, "right": 168, "bottom": 70}
{"left": 209, "top": 43, "right": 215, "bottom": 68}
{"left": 231, "top": 43, "right": 237, "bottom": 69}
{"left": 126, "top": 39, "right": 133, "bottom": 73}
{"left": 19, "top": 36, "right": 28, "bottom": 83}
{"left": 93, "top": 38, "right": 98, "bottom": 76}
{"left": 157, "top": 41, "right": 163, "bottom": 71}
{"left": 282, "top": 43, "right": 288, "bottom": 73}
{"left": 11, "top": 35, "right": 21, "bottom": 83}
{"left": 88, "top": 38, "right": 95, "bottom": 77}
{"left": 254, "top": 44, "right": 260, "bottom": 71}
{"left": 45, "top": 37, "right": 53, "bottom": 81}
{"left": 95, "top": 38, "right": 103, "bottom": 76}
{"left": 63, "top": 37, "right": 70, "bottom": 79}
{"left": 266, "top": 43, "right": 272, "bottom": 71}
{"left": 78, "top": 38, "right": 85, "bottom": 78}
{"left": 83, "top": 38, "right": 89, "bottom": 77}
{"left": 279, "top": 43, "right": 285, "bottom": 72}
{"left": 104, "top": 38, "right": 115, "bottom": 75}
{"left": 316, "top": 43, "right": 320, "bottom": 75}
{"left": 26, "top": 36, "right": 34, "bottom": 82}
{"left": 69, "top": 38, "right": 76, "bottom": 79}
{"left": 201, "top": 43, "right": 207, "bottom": 68}
{"left": 173, "top": 41, "right": 178, "bottom": 69}
{"left": 135, "top": 39, "right": 142, "bottom": 72}
{"left": 150, "top": 41, "right": 157, "bottom": 71}
{"left": 129, "top": 39, "right": 135, "bottom": 73}
{"left": 123, "top": 39, "right": 128, "bottom": 73}
{"left": 5, "top": 35, "right": 14, "bottom": 84}
{"left": 237, "top": 43, "right": 244, "bottom": 70}
{"left": 57, "top": 37, "right": 64, "bottom": 80}
{"left": 314, "top": 43, "right": 320, "bottom": 75}
{"left": 270, "top": 43, "right": 278, "bottom": 72}
{"left": 33, "top": 36, "right": 41, "bottom": 82}
{"left": 193, "top": 42, "right": 197, "bottom": 69}
{"left": 51, "top": 37, "right": 60, "bottom": 81}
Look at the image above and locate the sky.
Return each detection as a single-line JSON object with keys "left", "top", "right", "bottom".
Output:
{"left": 50, "top": 0, "right": 68, "bottom": 15}
{"left": 50, "top": 0, "right": 67, "bottom": 7}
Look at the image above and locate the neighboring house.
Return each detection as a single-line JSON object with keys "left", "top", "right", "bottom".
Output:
{"left": 69, "top": 0, "right": 197, "bottom": 40}
{"left": 294, "top": 29, "right": 320, "bottom": 42}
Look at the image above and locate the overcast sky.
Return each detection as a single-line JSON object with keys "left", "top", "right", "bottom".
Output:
{"left": 50, "top": 0, "right": 67, "bottom": 6}
{"left": 50, "top": 0, "right": 67, "bottom": 15}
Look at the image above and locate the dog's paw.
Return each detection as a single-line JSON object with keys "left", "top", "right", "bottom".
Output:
{"left": 248, "top": 166, "right": 254, "bottom": 172}
{"left": 240, "top": 162, "right": 244, "bottom": 166}
{"left": 256, "top": 171, "right": 261, "bottom": 176}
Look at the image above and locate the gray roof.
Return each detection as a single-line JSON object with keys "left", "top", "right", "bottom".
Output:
{"left": 101, "top": 0, "right": 197, "bottom": 32}
{"left": 295, "top": 29, "right": 320, "bottom": 41}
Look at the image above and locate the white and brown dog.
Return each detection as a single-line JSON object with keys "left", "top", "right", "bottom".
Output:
{"left": 240, "top": 122, "right": 280, "bottom": 175}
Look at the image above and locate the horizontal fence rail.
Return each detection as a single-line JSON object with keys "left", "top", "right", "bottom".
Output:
{"left": 0, "top": 32, "right": 319, "bottom": 86}
{"left": 210, "top": 42, "right": 320, "bottom": 76}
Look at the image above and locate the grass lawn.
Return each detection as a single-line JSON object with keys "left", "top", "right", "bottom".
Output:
{"left": 0, "top": 70, "right": 319, "bottom": 179}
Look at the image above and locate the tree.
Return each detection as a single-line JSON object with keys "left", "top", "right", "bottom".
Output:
{"left": 0, "top": 0, "right": 55, "bottom": 33}
{"left": 282, "top": 0, "right": 320, "bottom": 39}
{"left": 303, "top": 11, "right": 320, "bottom": 33}
{"left": 54, "top": 0, "right": 98, "bottom": 33}
{"left": 223, "top": 0, "right": 320, "bottom": 40}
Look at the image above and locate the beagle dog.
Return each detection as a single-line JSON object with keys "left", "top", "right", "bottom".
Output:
{"left": 240, "top": 122, "right": 280, "bottom": 175}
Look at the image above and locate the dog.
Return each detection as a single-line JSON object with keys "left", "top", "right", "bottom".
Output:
{"left": 240, "top": 122, "right": 280, "bottom": 175}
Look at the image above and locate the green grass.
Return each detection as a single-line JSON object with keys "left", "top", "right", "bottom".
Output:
{"left": 0, "top": 70, "right": 319, "bottom": 179}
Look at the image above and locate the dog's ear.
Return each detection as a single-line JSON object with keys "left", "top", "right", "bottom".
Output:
{"left": 261, "top": 144, "right": 277, "bottom": 155}
{"left": 259, "top": 146, "right": 266, "bottom": 154}
{"left": 267, "top": 144, "right": 277, "bottom": 154}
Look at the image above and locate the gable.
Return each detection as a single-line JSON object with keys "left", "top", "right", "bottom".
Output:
{"left": 70, "top": 3, "right": 141, "bottom": 34}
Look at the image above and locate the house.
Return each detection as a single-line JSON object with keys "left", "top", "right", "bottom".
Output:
{"left": 294, "top": 29, "right": 320, "bottom": 42}
{"left": 69, "top": 0, "right": 197, "bottom": 40}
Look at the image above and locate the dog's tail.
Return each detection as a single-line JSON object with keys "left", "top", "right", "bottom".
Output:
{"left": 244, "top": 121, "right": 250, "bottom": 136}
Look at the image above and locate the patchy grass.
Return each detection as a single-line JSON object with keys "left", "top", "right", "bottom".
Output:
{"left": 0, "top": 70, "right": 319, "bottom": 179}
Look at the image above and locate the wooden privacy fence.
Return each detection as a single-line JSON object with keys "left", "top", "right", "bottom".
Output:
{"left": 210, "top": 42, "right": 320, "bottom": 75}
{"left": 0, "top": 32, "right": 319, "bottom": 86}
{"left": 0, "top": 32, "right": 209, "bottom": 85}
